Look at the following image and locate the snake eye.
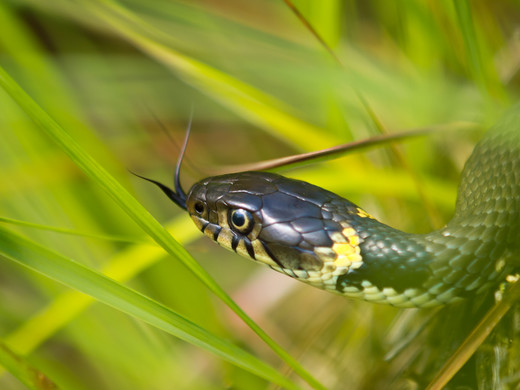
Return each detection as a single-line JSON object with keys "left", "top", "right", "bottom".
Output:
{"left": 194, "top": 201, "right": 205, "bottom": 215}
{"left": 229, "top": 209, "right": 254, "bottom": 235}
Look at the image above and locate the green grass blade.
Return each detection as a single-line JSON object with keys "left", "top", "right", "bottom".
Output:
{"left": 0, "top": 339, "right": 58, "bottom": 390}
{"left": 452, "top": 0, "right": 504, "bottom": 99}
{"left": 0, "top": 63, "right": 324, "bottom": 390}
{"left": 0, "top": 216, "right": 151, "bottom": 244}
{"left": 87, "top": 0, "right": 334, "bottom": 150}
{"left": 0, "top": 224, "right": 301, "bottom": 390}
{"left": 3, "top": 216, "right": 198, "bottom": 357}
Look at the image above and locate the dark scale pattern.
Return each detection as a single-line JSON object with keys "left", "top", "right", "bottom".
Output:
{"left": 337, "top": 219, "right": 433, "bottom": 293}
{"left": 254, "top": 176, "right": 349, "bottom": 271}
{"left": 417, "top": 108, "right": 520, "bottom": 296}
{"left": 184, "top": 105, "right": 520, "bottom": 306}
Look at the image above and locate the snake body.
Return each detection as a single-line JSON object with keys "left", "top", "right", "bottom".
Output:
{"left": 144, "top": 107, "right": 520, "bottom": 308}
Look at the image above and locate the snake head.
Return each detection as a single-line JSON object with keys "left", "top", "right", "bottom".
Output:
{"left": 186, "top": 171, "right": 366, "bottom": 289}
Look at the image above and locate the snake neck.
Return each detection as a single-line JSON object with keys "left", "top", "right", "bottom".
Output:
{"left": 441, "top": 110, "right": 520, "bottom": 265}
{"left": 424, "top": 112, "right": 520, "bottom": 298}
{"left": 454, "top": 114, "right": 520, "bottom": 225}
{"left": 338, "top": 108, "right": 520, "bottom": 307}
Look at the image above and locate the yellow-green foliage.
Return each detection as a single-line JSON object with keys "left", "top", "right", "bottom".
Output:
{"left": 0, "top": 1, "right": 518, "bottom": 389}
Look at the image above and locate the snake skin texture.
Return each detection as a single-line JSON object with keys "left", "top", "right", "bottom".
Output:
{"left": 184, "top": 107, "right": 520, "bottom": 307}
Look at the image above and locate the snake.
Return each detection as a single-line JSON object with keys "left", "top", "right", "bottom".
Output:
{"left": 138, "top": 106, "right": 520, "bottom": 308}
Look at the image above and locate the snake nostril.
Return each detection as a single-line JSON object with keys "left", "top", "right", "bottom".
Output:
{"left": 194, "top": 201, "right": 205, "bottom": 214}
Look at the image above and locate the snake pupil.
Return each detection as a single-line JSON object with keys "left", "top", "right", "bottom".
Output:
{"left": 230, "top": 209, "right": 253, "bottom": 234}
{"left": 232, "top": 212, "right": 245, "bottom": 227}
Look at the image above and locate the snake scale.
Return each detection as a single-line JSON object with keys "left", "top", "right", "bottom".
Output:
{"left": 140, "top": 106, "right": 520, "bottom": 308}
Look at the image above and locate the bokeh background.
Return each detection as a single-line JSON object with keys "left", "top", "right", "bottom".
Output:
{"left": 1, "top": 1, "right": 519, "bottom": 389}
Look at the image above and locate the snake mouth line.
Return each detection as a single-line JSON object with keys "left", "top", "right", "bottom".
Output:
{"left": 258, "top": 241, "right": 286, "bottom": 270}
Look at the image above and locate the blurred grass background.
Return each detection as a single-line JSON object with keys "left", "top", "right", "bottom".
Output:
{"left": 0, "top": 0, "right": 519, "bottom": 389}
